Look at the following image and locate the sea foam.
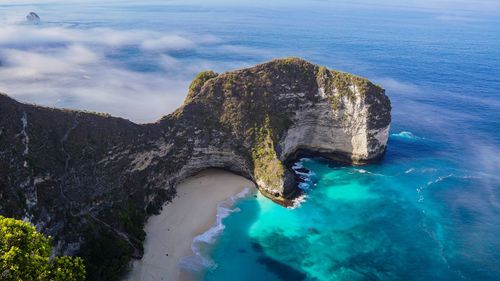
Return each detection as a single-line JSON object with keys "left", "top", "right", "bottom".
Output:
{"left": 391, "top": 131, "right": 423, "bottom": 140}
{"left": 287, "top": 159, "right": 318, "bottom": 209}
{"left": 292, "top": 159, "right": 316, "bottom": 192}
{"left": 180, "top": 187, "right": 253, "bottom": 273}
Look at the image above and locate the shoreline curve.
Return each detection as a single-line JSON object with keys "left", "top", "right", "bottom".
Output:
{"left": 125, "top": 169, "right": 255, "bottom": 281}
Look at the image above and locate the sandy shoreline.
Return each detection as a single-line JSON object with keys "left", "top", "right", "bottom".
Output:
{"left": 125, "top": 169, "right": 255, "bottom": 281}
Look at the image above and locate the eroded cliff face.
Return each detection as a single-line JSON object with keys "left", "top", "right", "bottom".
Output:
{"left": 0, "top": 58, "right": 390, "bottom": 280}
{"left": 283, "top": 67, "right": 391, "bottom": 164}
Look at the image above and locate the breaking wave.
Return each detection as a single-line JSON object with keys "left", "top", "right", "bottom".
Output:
{"left": 416, "top": 174, "right": 453, "bottom": 202}
{"left": 287, "top": 194, "right": 308, "bottom": 209}
{"left": 179, "top": 187, "right": 253, "bottom": 273}
{"left": 391, "top": 131, "right": 423, "bottom": 140}
{"left": 292, "top": 159, "right": 317, "bottom": 192}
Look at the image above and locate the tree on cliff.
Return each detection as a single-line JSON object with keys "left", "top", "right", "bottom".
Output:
{"left": 0, "top": 216, "right": 85, "bottom": 281}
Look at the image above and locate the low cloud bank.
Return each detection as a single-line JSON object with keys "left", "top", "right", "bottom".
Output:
{"left": 0, "top": 17, "right": 266, "bottom": 123}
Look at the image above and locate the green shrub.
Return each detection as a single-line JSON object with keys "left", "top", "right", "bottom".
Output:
{"left": 0, "top": 216, "right": 85, "bottom": 281}
{"left": 185, "top": 70, "right": 219, "bottom": 102}
{"left": 251, "top": 116, "right": 285, "bottom": 190}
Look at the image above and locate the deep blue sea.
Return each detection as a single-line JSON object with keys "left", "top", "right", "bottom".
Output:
{"left": 1, "top": 1, "right": 499, "bottom": 280}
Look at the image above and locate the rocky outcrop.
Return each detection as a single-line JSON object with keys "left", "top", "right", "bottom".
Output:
{"left": 0, "top": 58, "right": 390, "bottom": 280}
{"left": 283, "top": 66, "right": 390, "bottom": 164}
{"left": 26, "top": 12, "right": 41, "bottom": 24}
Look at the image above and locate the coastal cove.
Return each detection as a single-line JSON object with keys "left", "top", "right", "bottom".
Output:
{"left": 0, "top": 56, "right": 391, "bottom": 280}
{"left": 0, "top": 1, "right": 499, "bottom": 281}
{"left": 129, "top": 137, "right": 500, "bottom": 281}
{"left": 202, "top": 149, "right": 488, "bottom": 280}
{"left": 126, "top": 169, "right": 255, "bottom": 281}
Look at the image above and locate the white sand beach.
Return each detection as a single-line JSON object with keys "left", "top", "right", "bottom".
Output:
{"left": 125, "top": 169, "right": 255, "bottom": 281}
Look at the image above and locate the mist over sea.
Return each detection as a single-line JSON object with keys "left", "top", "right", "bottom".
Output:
{"left": 1, "top": 0, "right": 499, "bottom": 280}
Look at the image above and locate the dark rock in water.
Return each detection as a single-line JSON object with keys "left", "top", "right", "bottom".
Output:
{"left": 0, "top": 58, "right": 391, "bottom": 280}
{"left": 251, "top": 242, "right": 264, "bottom": 253}
{"left": 294, "top": 167, "right": 310, "bottom": 174}
{"left": 308, "top": 227, "right": 320, "bottom": 234}
{"left": 26, "top": 12, "right": 40, "bottom": 24}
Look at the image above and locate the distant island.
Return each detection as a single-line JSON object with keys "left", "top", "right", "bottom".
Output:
{"left": 26, "top": 12, "right": 41, "bottom": 24}
{"left": 0, "top": 58, "right": 391, "bottom": 280}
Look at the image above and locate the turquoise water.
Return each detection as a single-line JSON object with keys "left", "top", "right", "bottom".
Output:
{"left": 206, "top": 142, "right": 498, "bottom": 280}
{"left": 0, "top": 1, "right": 499, "bottom": 280}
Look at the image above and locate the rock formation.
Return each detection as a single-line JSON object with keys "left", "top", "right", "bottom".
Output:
{"left": 0, "top": 58, "right": 391, "bottom": 280}
{"left": 26, "top": 12, "right": 41, "bottom": 24}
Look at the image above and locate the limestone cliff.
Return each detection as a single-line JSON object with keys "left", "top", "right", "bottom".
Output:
{"left": 0, "top": 58, "right": 390, "bottom": 280}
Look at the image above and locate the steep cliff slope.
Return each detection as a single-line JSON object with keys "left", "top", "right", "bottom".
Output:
{"left": 0, "top": 58, "right": 391, "bottom": 280}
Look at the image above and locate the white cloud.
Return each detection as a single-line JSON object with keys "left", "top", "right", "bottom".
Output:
{"left": 140, "top": 35, "right": 196, "bottom": 51}
{"left": 0, "top": 22, "right": 230, "bottom": 123}
{"left": 0, "top": 25, "right": 209, "bottom": 49}
{"left": 0, "top": 45, "right": 100, "bottom": 77}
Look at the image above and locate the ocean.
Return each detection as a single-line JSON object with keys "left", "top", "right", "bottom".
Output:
{"left": 0, "top": 1, "right": 499, "bottom": 280}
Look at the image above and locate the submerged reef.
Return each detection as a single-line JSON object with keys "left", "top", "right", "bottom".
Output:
{"left": 0, "top": 58, "right": 391, "bottom": 280}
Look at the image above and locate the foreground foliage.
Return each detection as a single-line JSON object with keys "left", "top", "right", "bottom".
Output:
{"left": 0, "top": 216, "right": 85, "bottom": 281}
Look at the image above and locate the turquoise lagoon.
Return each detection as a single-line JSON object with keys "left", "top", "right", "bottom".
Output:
{"left": 204, "top": 135, "right": 498, "bottom": 280}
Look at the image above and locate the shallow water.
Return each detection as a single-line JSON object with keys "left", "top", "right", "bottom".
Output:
{"left": 206, "top": 147, "right": 500, "bottom": 280}
{"left": 0, "top": 1, "right": 499, "bottom": 280}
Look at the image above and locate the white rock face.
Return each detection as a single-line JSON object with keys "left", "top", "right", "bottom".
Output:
{"left": 282, "top": 85, "right": 390, "bottom": 163}
{"left": 177, "top": 147, "right": 251, "bottom": 180}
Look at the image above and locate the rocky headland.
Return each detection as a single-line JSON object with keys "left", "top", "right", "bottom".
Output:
{"left": 0, "top": 58, "right": 391, "bottom": 280}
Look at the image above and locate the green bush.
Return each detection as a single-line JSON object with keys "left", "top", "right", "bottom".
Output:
{"left": 185, "top": 70, "right": 219, "bottom": 102}
{"left": 0, "top": 216, "right": 85, "bottom": 281}
{"left": 251, "top": 116, "right": 285, "bottom": 191}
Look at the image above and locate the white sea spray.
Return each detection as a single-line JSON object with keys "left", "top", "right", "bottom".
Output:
{"left": 180, "top": 187, "right": 253, "bottom": 272}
